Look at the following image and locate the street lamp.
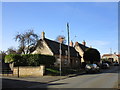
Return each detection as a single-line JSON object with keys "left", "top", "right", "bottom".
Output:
{"left": 59, "top": 37, "right": 64, "bottom": 76}
{"left": 59, "top": 42, "right": 62, "bottom": 76}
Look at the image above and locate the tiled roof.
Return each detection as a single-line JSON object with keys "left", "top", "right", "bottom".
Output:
{"left": 44, "top": 38, "right": 81, "bottom": 57}
{"left": 117, "top": 54, "right": 120, "bottom": 57}
{"left": 102, "top": 54, "right": 113, "bottom": 57}
{"left": 102, "top": 54, "right": 120, "bottom": 58}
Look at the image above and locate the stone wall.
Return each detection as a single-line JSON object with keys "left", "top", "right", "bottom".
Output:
{"left": 13, "top": 65, "right": 45, "bottom": 77}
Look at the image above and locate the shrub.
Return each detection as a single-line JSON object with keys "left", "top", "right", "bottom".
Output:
{"left": 5, "top": 54, "right": 21, "bottom": 63}
{"left": 5, "top": 54, "right": 56, "bottom": 67}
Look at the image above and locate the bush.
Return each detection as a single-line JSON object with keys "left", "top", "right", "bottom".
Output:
{"left": 5, "top": 54, "right": 21, "bottom": 63}
{"left": 5, "top": 54, "right": 56, "bottom": 67}
{"left": 0, "top": 52, "right": 6, "bottom": 63}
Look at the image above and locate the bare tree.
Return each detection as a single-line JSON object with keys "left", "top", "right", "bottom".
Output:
{"left": 24, "top": 30, "right": 38, "bottom": 54}
{"left": 15, "top": 30, "right": 38, "bottom": 54}
{"left": 15, "top": 32, "right": 26, "bottom": 54}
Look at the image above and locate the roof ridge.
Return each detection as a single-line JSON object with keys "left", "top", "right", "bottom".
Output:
{"left": 42, "top": 38, "right": 80, "bottom": 57}
{"left": 44, "top": 38, "right": 75, "bottom": 48}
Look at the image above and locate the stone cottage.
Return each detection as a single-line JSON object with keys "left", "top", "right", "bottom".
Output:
{"left": 32, "top": 32, "right": 81, "bottom": 68}
{"left": 74, "top": 41, "right": 89, "bottom": 63}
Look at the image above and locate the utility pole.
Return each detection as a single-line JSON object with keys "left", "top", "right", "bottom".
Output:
{"left": 67, "top": 22, "right": 70, "bottom": 66}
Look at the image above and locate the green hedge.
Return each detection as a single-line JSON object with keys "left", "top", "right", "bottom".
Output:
{"left": 5, "top": 54, "right": 56, "bottom": 67}
{"left": 5, "top": 54, "right": 21, "bottom": 63}
{"left": 83, "top": 48, "right": 100, "bottom": 64}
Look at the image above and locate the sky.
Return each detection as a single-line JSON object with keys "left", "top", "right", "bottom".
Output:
{"left": 1, "top": 2, "right": 118, "bottom": 55}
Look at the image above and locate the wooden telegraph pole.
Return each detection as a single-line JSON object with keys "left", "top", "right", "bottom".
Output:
{"left": 67, "top": 23, "right": 70, "bottom": 66}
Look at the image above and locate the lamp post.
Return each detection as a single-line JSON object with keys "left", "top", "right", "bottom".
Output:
{"left": 59, "top": 37, "right": 64, "bottom": 76}
{"left": 59, "top": 42, "right": 62, "bottom": 76}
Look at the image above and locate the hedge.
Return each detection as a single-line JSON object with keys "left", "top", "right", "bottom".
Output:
{"left": 83, "top": 48, "right": 100, "bottom": 64}
{"left": 5, "top": 54, "right": 56, "bottom": 67}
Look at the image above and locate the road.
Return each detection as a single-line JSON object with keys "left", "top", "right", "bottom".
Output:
{"left": 29, "top": 66, "right": 120, "bottom": 88}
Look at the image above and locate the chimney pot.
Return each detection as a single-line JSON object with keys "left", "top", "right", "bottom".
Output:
{"left": 75, "top": 42, "right": 79, "bottom": 46}
{"left": 58, "top": 37, "right": 64, "bottom": 43}
{"left": 41, "top": 31, "right": 45, "bottom": 39}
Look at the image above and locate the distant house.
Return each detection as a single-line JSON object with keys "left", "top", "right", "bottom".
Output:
{"left": 74, "top": 41, "right": 89, "bottom": 63}
{"left": 117, "top": 54, "right": 120, "bottom": 64}
{"left": 32, "top": 32, "right": 81, "bottom": 68}
{"left": 102, "top": 53, "right": 120, "bottom": 63}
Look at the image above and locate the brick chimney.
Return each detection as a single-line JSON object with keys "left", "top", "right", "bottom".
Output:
{"left": 41, "top": 31, "right": 45, "bottom": 39}
{"left": 75, "top": 42, "right": 79, "bottom": 46}
{"left": 69, "top": 40, "right": 73, "bottom": 47}
{"left": 82, "top": 40, "right": 86, "bottom": 46}
{"left": 58, "top": 37, "right": 64, "bottom": 43}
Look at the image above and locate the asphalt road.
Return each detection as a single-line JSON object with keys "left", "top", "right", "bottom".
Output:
{"left": 29, "top": 66, "right": 120, "bottom": 88}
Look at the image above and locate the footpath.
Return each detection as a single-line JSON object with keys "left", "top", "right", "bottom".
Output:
{"left": 2, "top": 70, "right": 85, "bottom": 88}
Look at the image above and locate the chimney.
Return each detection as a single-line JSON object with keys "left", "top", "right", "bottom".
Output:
{"left": 58, "top": 37, "right": 64, "bottom": 43}
{"left": 82, "top": 40, "right": 86, "bottom": 46}
{"left": 41, "top": 31, "right": 45, "bottom": 39}
{"left": 69, "top": 40, "right": 73, "bottom": 47}
{"left": 75, "top": 42, "right": 79, "bottom": 46}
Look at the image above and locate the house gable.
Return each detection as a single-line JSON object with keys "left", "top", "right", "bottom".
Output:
{"left": 74, "top": 42, "right": 88, "bottom": 62}
{"left": 32, "top": 39, "right": 53, "bottom": 55}
{"left": 75, "top": 46, "right": 84, "bottom": 62}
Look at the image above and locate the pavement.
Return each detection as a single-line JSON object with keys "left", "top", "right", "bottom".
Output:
{"left": 1, "top": 69, "right": 86, "bottom": 88}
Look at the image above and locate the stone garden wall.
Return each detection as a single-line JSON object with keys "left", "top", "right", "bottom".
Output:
{"left": 13, "top": 65, "right": 45, "bottom": 77}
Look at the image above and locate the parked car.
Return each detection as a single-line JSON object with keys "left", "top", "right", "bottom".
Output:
{"left": 101, "top": 63, "right": 110, "bottom": 69}
{"left": 113, "top": 62, "right": 119, "bottom": 66}
{"left": 85, "top": 64, "right": 100, "bottom": 73}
